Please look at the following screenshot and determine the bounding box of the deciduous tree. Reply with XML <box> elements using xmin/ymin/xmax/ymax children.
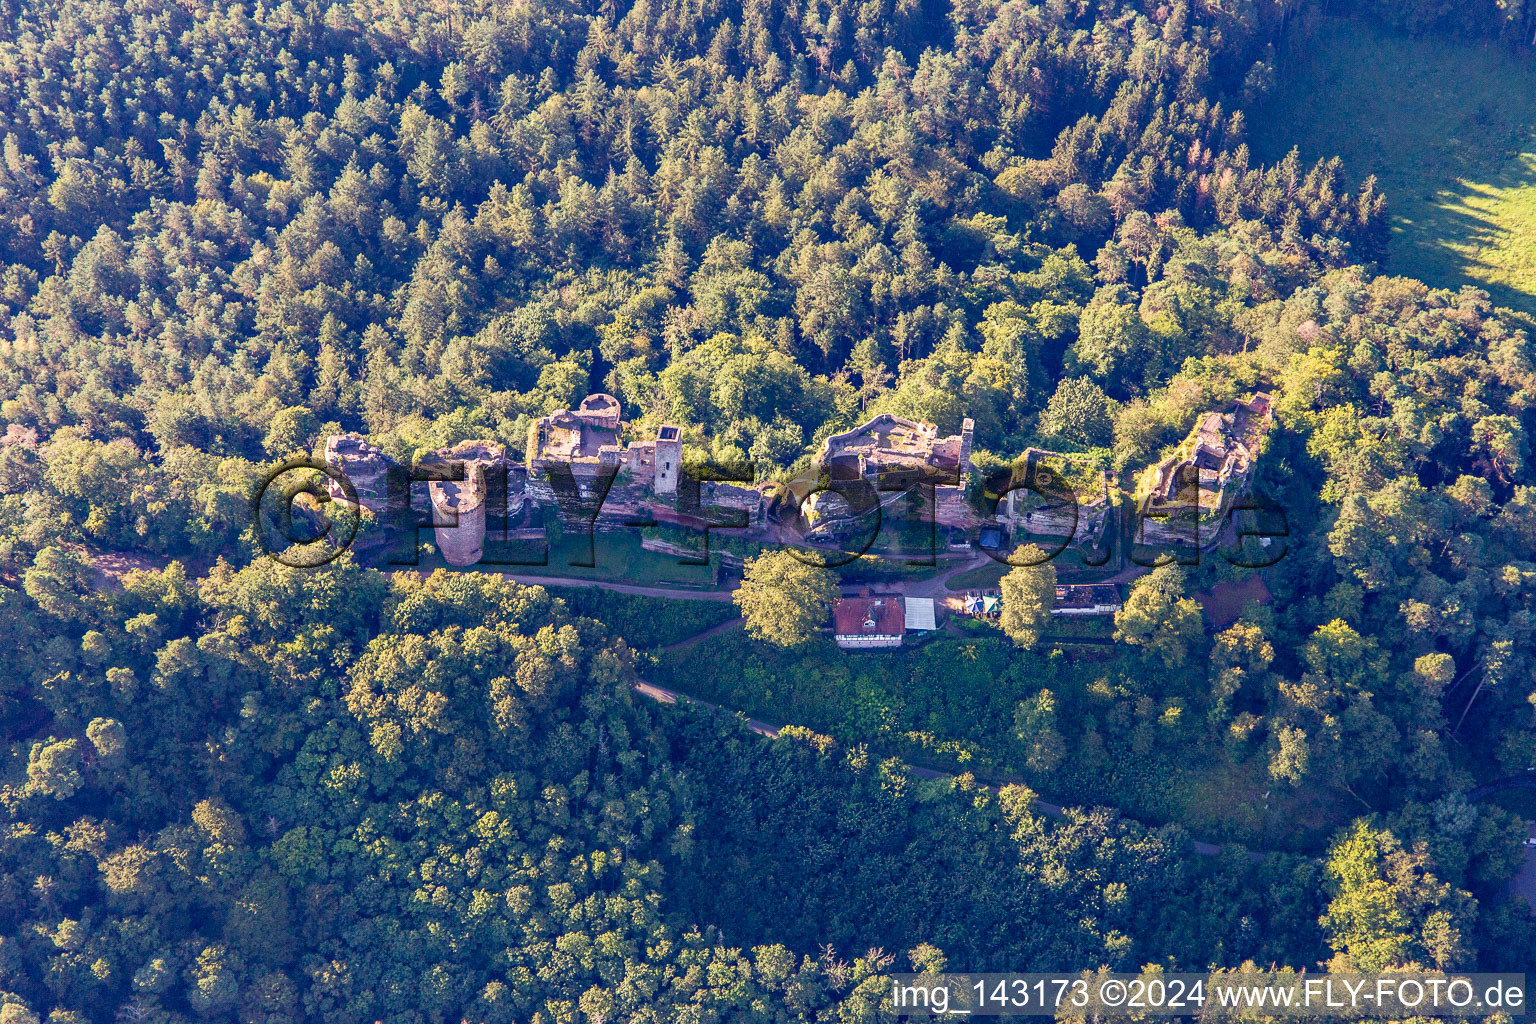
<box><xmin>733</xmin><ymin>550</ymin><xmax>839</xmax><ymax>647</ymax></box>
<box><xmin>999</xmin><ymin>547</ymin><xmax>1056</xmax><ymax>648</ymax></box>
<box><xmin>1114</xmin><ymin>564</ymin><xmax>1203</xmax><ymax>667</ymax></box>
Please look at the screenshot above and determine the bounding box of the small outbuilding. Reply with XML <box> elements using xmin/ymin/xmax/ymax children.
<box><xmin>904</xmin><ymin>597</ymin><xmax>936</xmax><ymax>632</ymax></box>
<box><xmin>1051</xmin><ymin>583</ymin><xmax>1122</xmax><ymax>616</ymax></box>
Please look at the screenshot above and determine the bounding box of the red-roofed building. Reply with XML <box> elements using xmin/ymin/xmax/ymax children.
<box><xmin>833</xmin><ymin>595</ymin><xmax>906</xmax><ymax>649</ymax></box>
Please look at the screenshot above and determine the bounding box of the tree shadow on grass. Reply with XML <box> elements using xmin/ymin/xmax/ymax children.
<box><xmin>1389</xmin><ymin>152</ymin><xmax>1536</xmax><ymax>316</ymax></box>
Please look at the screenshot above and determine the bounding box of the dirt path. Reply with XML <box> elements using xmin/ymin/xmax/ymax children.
<box><xmin>499</xmin><ymin>573</ymin><xmax>739</xmax><ymax>601</ymax></box>
<box><xmin>655</xmin><ymin>617</ymin><xmax>745</xmax><ymax>653</ymax></box>
<box><xmin>903</xmin><ymin>552</ymin><xmax>995</xmax><ymax>597</ymax></box>
<box><xmin>632</xmin><ymin>679</ymin><xmax>781</xmax><ymax>738</ymax></box>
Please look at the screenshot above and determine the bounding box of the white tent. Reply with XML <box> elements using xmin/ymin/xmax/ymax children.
<box><xmin>904</xmin><ymin>597</ymin><xmax>936</xmax><ymax>631</ymax></box>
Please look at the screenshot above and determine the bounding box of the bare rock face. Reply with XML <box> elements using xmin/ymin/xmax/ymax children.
<box><xmin>995</xmin><ymin>449</ymin><xmax>1113</xmax><ymax>549</ymax></box>
<box><xmin>323</xmin><ymin>433</ymin><xmax>397</xmax><ymax>515</ymax></box>
<box><xmin>1137</xmin><ymin>392</ymin><xmax>1275</xmax><ymax>548</ymax></box>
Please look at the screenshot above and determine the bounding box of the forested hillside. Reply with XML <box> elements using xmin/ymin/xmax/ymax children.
<box><xmin>0</xmin><ymin>0</ymin><xmax>1386</xmax><ymax>491</ymax></box>
<box><xmin>0</xmin><ymin>559</ymin><xmax>1339</xmax><ymax>1022</ymax></box>
<box><xmin>2</xmin><ymin>0</ymin><xmax>1536</xmax><ymax>1019</ymax></box>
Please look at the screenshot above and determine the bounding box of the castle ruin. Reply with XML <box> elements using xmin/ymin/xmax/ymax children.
<box><xmin>798</xmin><ymin>414</ymin><xmax>978</xmax><ymax>538</ymax></box>
<box><xmin>818</xmin><ymin>413</ymin><xmax>974</xmax><ymax>485</ymax></box>
<box><xmin>423</xmin><ymin>440</ymin><xmax>519</xmax><ymax>566</ymax></box>
<box><xmin>320</xmin><ymin>391</ymin><xmax>1276</xmax><ymax>566</ymax></box>
<box><xmin>526</xmin><ymin>393</ymin><xmax>682</xmax><ymax>501</ymax></box>
<box><xmin>323</xmin><ymin>433</ymin><xmax>397</xmax><ymax>515</ymax></box>
<box><xmin>1000</xmin><ymin>449</ymin><xmax>1114</xmax><ymax>550</ymax></box>
<box><xmin>1137</xmin><ymin>392</ymin><xmax>1274</xmax><ymax>548</ymax></box>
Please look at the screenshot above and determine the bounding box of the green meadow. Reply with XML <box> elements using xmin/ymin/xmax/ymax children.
<box><xmin>1252</xmin><ymin>17</ymin><xmax>1536</xmax><ymax>313</ymax></box>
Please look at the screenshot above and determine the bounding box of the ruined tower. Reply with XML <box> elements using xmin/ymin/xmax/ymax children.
<box><xmin>426</xmin><ymin>440</ymin><xmax>509</xmax><ymax>567</ymax></box>
<box><xmin>654</xmin><ymin>425</ymin><xmax>682</xmax><ymax>494</ymax></box>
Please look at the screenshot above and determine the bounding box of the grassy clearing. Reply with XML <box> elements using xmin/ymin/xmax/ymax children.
<box><xmin>1251</xmin><ymin>17</ymin><xmax>1536</xmax><ymax>312</ymax></box>
<box><xmin>407</xmin><ymin>530</ymin><xmax>721</xmax><ymax>586</ymax></box>
<box><xmin>945</xmin><ymin>560</ymin><xmax>1008</xmax><ymax>591</ymax></box>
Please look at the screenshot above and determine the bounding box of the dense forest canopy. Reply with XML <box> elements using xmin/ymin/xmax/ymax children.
<box><xmin>2</xmin><ymin>0</ymin><xmax>1536</xmax><ymax>1020</ymax></box>
<box><xmin>0</xmin><ymin>0</ymin><xmax>1388</xmax><ymax>474</ymax></box>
